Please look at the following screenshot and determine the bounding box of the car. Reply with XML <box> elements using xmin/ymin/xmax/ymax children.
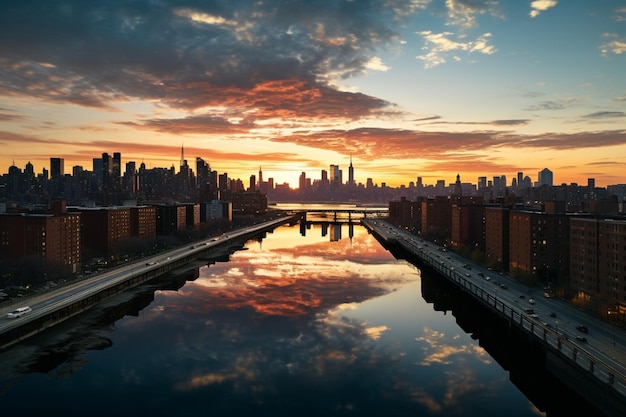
<box><xmin>528</xmin><ymin>298</ymin><xmax>535</xmax><ymax>304</ymax></box>
<box><xmin>576</xmin><ymin>325</ymin><xmax>589</xmax><ymax>333</ymax></box>
<box><xmin>549</xmin><ymin>312</ymin><xmax>557</xmax><ymax>318</ymax></box>
<box><xmin>575</xmin><ymin>336</ymin><xmax>587</xmax><ymax>343</ymax></box>
<box><xmin>500</xmin><ymin>284</ymin><xmax>508</xmax><ymax>289</ymax></box>
<box><xmin>7</xmin><ymin>306</ymin><xmax>32</xmax><ymax>319</ymax></box>
<box><xmin>524</xmin><ymin>308</ymin><xmax>535</xmax><ymax>314</ymax></box>
<box><xmin>519</xmin><ymin>294</ymin><xmax>525</xmax><ymax>299</ymax></box>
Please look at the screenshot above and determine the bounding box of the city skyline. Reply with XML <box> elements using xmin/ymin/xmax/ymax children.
<box><xmin>4</xmin><ymin>149</ymin><xmax>601</xmax><ymax>192</ymax></box>
<box><xmin>1</xmin><ymin>1</ymin><xmax>625</xmax><ymax>188</ymax></box>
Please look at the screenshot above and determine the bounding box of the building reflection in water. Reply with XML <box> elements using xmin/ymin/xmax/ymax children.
<box><xmin>0</xmin><ymin>223</ymin><xmax>606</xmax><ymax>417</ymax></box>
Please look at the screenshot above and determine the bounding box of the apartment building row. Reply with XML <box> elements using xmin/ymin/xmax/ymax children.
<box><xmin>389</xmin><ymin>195</ymin><xmax>626</xmax><ymax>315</ymax></box>
<box><xmin>0</xmin><ymin>199</ymin><xmax>233</xmax><ymax>274</ymax></box>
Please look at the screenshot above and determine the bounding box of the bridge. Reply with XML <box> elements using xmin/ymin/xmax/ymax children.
<box><xmin>273</xmin><ymin>206</ymin><xmax>388</xmax><ymax>223</ymax></box>
<box><xmin>361</xmin><ymin>217</ymin><xmax>626</xmax><ymax>417</ymax></box>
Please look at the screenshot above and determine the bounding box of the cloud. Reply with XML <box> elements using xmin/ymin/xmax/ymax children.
<box><xmin>581</xmin><ymin>111</ymin><xmax>626</xmax><ymax>120</ymax></box>
<box><xmin>427</xmin><ymin>119</ymin><xmax>530</xmax><ymax>126</ymax></box>
<box><xmin>530</xmin><ymin>0</ymin><xmax>558</xmax><ymax>18</ymax></box>
<box><xmin>445</xmin><ymin>0</ymin><xmax>503</xmax><ymax>29</ymax></box>
<box><xmin>0</xmin><ymin>108</ymin><xmax>24</xmax><ymax>122</ymax></box>
<box><xmin>613</xmin><ymin>7</ymin><xmax>626</xmax><ymax>22</ymax></box>
<box><xmin>416</xmin><ymin>31</ymin><xmax>496</xmax><ymax>68</ymax></box>
<box><xmin>491</xmin><ymin>119</ymin><xmax>531</xmax><ymax>126</ymax></box>
<box><xmin>0</xmin><ymin>0</ymin><xmax>414</xmax><ymax>122</ymax></box>
<box><xmin>600</xmin><ymin>33</ymin><xmax>626</xmax><ymax>56</ymax></box>
<box><xmin>524</xmin><ymin>98</ymin><xmax>580</xmax><ymax>111</ymax></box>
<box><xmin>513</xmin><ymin>130</ymin><xmax>626</xmax><ymax>150</ymax></box>
<box><xmin>413</xmin><ymin>115</ymin><xmax>442</xmax><ymax>122</ymax></box>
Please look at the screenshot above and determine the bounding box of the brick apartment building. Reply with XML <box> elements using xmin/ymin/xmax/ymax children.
<box><xmin>570</xmin><ymin>216</ymin><xmax>626</xmax><ymax>315</ymax></box>
<box><xmin>421</xmin><ymin>196</ymin><xmax>452</xmax><ymax>240</ymax></box>
<box><xmin>73</xmin><ymin>206</ymin><xmax>131</xmax><ymax>255</ymax></box>
<box><xmin>484</xmin><ymin>206</ymin><xmax>510</xmax><ymax>271</ymax></box>
<box><xmin>155</xmin><ymin>204</ymin><xmax>187</xmax><ymax>235</ymax></box>
<box><xmin>129</xmin><ymin>205</ymin><xmax>157</xmax><ymax>238</ymax></box>
<box><xmin>508</xmin><ymin>209</ymin><xmax>570</xmax><ymax>284</ymax></box>
<box><xmin>450</xmin><ymin>198</ymin><xmax>485</xmax><ymax>250</ymax></box>
<box><xmin>0</xmin><ymin>203</ymin><xmax>81</xmax><ymax>273</ymax></box>
<box><xmin>388</xmin><ymin>196</ymin><xmax>422</xmax><ymax>233</ymax></box>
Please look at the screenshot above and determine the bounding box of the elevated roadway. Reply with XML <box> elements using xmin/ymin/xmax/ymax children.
<box><xmin>0</xmin><ymin>215</ymin><xmax>297</xmax><ymax>349</ymax></box>
<box><xmin>362</xmin><ymin>217</ymin><xmax>626</xmax><ymax>417</ymax></box>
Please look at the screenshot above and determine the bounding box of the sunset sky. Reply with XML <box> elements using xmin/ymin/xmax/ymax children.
<box><xmin>1</xmin><ymin>0</ymin><xmax>625</xmax><ymax>188</ymax></box>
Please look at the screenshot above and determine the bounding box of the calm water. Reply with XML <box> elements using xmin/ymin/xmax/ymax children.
<box><xmin>0</xmin><ymin>223</ymin><xmax>598</xmax><ymax>416</ymax></box>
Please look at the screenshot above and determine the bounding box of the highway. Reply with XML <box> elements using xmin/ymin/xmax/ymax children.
<box><xmin>362</xmin><ymin>218</ymin><xmax>626</xmax><ymax>394</ymax></box>
<box><xmin>0</xmin><ymin>216</ymin><xmax>293</xmax><ymax>338</ymax></box>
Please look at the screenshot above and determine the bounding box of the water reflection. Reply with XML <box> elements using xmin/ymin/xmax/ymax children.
<box><xmin>0</xmin><ymin>223</ymin><xmax>597</xmax><ymax>416</ymax></box>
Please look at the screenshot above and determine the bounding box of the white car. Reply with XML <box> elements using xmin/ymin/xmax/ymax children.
<box><xmin>6</xmin><ymin>306</ymin><xmax>32</xmax><ymax>318</ymax></box>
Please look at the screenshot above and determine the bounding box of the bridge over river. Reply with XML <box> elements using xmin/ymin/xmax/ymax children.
<box><xmin>362</xmin><ymin>217</ymin><xmax>626</xmax><ymax>417</ymax></box>
<box><xmin>270</xmin><ymin>203</ymin><xmax>388</xmax><ymax>223</ymax></box>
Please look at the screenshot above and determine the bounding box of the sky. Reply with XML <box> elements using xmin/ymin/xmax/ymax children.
<box><xmin>1</xmin><ymin>0</ymin><xmax>625</xmax><ymax>188</ymax></box>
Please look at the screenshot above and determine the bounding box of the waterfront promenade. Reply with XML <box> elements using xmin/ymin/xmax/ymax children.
<box><xmin>362</xmin><ymin>217</ymin><xmax>626</xmax><ymax>417</ymax></box>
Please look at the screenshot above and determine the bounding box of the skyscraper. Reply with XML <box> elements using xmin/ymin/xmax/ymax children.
<box><xmin>538</xmin><ymin>168</ymin><xmax>553</xmax><ymax>187</ymax></box>
<box><xmin>50</xmin><ymin>157</ymin><xmax>64</xmax><ymax>179</ymax></box>
<box><xmin>348</xmin><ymin>155</ymin><xmax>354</xmax><ymax>186</ymax></box>
<box><xmin>330</xmin><ymin>164</ymin><xmax>341</xmax><ymax>186</ymax></box>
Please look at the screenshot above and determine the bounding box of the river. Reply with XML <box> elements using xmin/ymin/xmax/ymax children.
<box><xmin>0</xmin><ymin>222</ymin><xmax>603</xmax><ymax>416</ymax></box>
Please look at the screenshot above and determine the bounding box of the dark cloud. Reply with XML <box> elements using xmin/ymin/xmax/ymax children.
<box><xmin>0</xmin><ymin>0</ymin><xmax>411</xmax><ymax>119</ymax></box>
<box><xmin>271</xmin><ymin>128</ymin><xmax>511</xmax><ymax>161</ymax></box>
<box><xmin>491</xmin><ymin>119</ymin><xmax>530</xmax><ymax>126</ymax></box>
<box><xmin>413</xmin><ymin>115</ymin><xmax>442</xmax><ymax>122</ymax></box>
<box><xmin>581</xmin><ymin>111</ymin><xmax>626</xmax><ymax>119</ymax></box>
<box><xmin>0</xmin><ymin>108</ymin><xmax>24</xmax><ymax>122</ymax></box>
<box><xmin>515</xmin><ymin>130</ymin><xmax>626</xmax><ymax>150</ymax></box>
<box><xmin>427</xmin><ymin>119</ymin><xmax>530</xmax><ymax>126</ymax></box>
<box><xmin>524</xmin><ymin>100</ymin><xmax>568</xmax><ymax>111</ymax></box>
<box><xmin>122</xmin><ymin>114</ymin><xmax>256</xmax><ymax>135</ymax></box>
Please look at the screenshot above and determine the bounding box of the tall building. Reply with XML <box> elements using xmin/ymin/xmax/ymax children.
<box><xmin>196</xmin><ymin>157</ymin><xmax>210</xmax><ymax>189</ymax></box>
<box><xmin>112</xmin><ymin>152</ymin><xmax>122</xmax><ymax>183</ymax></box>
<box><xmin>123</xmin><ymin>161</ymin><xmax>138</xmax><ymax>194</ymax></box>
<box><xmin>92</xmin><ymin>158</ymin><xmax>103</xmax><ymax>184</ymax></box>
<box><xmin>453</xmin><ymin>174</ymin><xmax>462</xmax><ymax>197</ymax></box>
<box><xmin>320</xmin><ymin>170</ymin><xmax>329</xmax><ymax>185</ymax></box>
<box><xmin>24</xmin><ymin>161</ymin><xmax>34</xmax><ymax>178</ymax></box>
<box><xmin>249</xmin><ymin>175</ymin><xmax>256</xmax><ymax>191</ymax></box>
<box><xmin>50</xmin><ymin>157</ymin><xmax>65</xmax><ymax>179</ymax></box>
<box><xmin>330</xmin><ymin>164</ymin><xmax>341</xmax><ymax>186</ymax></box>
<box><xmin>299</xmin><ymin>172</ymin><xmax>308</xmax><ymax>190</ymax></box>
<box><xmin>348</xmin><ymin>156</ymin><xmax>355</xmax><ymax>186</ymax></box>
<box><xmin>102</xmin><ymin>152</ymin><xmax>111</xmax><ymax>189</ymax></box>
<box><xmin>538</xmin><ymin>168</ymin><xmax>553</xmax><ymax>187</ymax></box>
